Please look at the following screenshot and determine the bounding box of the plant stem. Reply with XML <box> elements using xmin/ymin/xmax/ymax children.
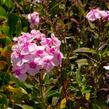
<box><xmin>39</xmin><ymin>72</ymin><xmax>47</xmax><ymax>109</ymax></box>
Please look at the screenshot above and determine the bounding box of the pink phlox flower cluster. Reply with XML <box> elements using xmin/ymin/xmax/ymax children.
<box><xmin>11</xmin><ymin>30</ymin><xmax>63</xmax><ymax>81</ymax></box>
<box><xmin>86</xmin><ymin>8</ymin><xmax>109</xmax><ymax>22</ymax></box>
<box><xmin>28</xmin><ymin>12</ymin><xmax>40</xmax><ymax>28</ymax></box>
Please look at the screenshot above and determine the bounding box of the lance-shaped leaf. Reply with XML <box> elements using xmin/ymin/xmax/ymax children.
<box><xmin>0</xmin><ymin>6</ymin><xmax>7</xmax><ymax>21</ymax></box>
<box><xmin>73</xmin><ymin>47</ymin><xmax>96</xmax><ymax>54</ymax></box>
<box><xmin>76</xmin><ymin>58</ymin><xmax>88</xmax><ymax>67</ymax></box>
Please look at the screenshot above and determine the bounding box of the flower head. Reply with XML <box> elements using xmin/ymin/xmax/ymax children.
<box><xmin>103</xmin><ymin>66</ymin><xmax>109</xmax><ymax>70</ymax></box>
<box><xmin>11</xmin><ymin>30</ymin><xmax>63</xmax><ymax>81</ymax></box>
<box><xmin>28</xmin><ymin>12</ymin><xmax>40</xmax><ymax>28</ymax></box>
<box><xmin>86</xmin><ymin>8</ymin><xmax>109</xmax><ymax>22</ymax></box>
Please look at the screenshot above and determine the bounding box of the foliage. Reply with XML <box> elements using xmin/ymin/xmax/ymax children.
<box><xmin>0</xmin><ymin>0</ymin><xmax>109</xmax><ymax>109</ymax></box>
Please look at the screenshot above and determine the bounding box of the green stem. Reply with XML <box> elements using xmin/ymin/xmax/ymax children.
<box><xmin>39</xmin><ymin>73</ymin><xmax>47</xmax><ymax>109</ymax></box>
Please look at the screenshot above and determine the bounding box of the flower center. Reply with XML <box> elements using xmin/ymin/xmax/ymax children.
<box><xmin>29</xmin><ymin>62</ymin><xmax>36</xmax><ymax>69</ymax></box>
<box><xmin>15</xmin><ymin>69</ymin><xmax>21</xmax><ymax>75</ymax></box>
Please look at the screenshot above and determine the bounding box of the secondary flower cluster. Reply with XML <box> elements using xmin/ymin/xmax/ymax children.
<box><xmin>28</xmin><ymin>12</ymin><xmax>40</xmax><ymax>28</ymax></box>
<box><xmin>86</xmin><ymin>8</ymin><xmax>109</xmax><ymax>22</ymax></box>
<box><xmin>11</xmin><ymin>30</ymin><xmax>63</xmax><ymax>81</ymax></box>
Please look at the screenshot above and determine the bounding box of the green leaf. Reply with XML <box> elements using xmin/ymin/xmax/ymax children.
<box><xmin>8</xmin><ymin>14</ymin><xmax>19</xmax><ymax>35</ymax></box>
<box><xmin>73</xmin><ymin>47</ymin><xmax>96</xmax><ymax>54</ymax></box>
<box><xmin>92</xmin><ymin>100</ymin><xmax>108</xmax><ymax>109</ymax></box>
<box><xmin>15</xmin><ymin>20</ymin><xmax>22</xmax><ymax>35</ymax></box>
<box><xmin>47</xmin><ymin>90</ymin><xmax>60</xmax><ymax>98</ymax></box>
<box><xmin>15</xmin><ymin>104</ymin><xmax>34</xmax><ymax>109</ymax></box>
<box><xmin>0</xmin><ymin>6</ymin><xmax>7</xmax><ymax>20</ymax></box>
<box><xmin>92</xmin><ymin>103</ymin><xmax>101</xmax><ymax>109</ymax></box>
<box><xmin>23</xmin><ymin>82</ymin><xmax>33</xmax><ymax>90</ymax></box>
<box><xmin>76</xmin><ymin>69</ymin><xmax>82</xmax><ymax>84</ymax></box>
<box><xmin>59</xmin><ymin>4</ymin><xmax>65</xmax><ymax>10</ymax></box>
<box><xmin>2</xmin><ymin>0</ymin><xmax>6</xmax><ymax>3</ymax></box>
<box><xmin>44</xmin><ymin>74</ymin><xmax>50</xmax><ymax>84</ymax></box>
<box><xmin>49</xmin><ymin>0</ymin><xmax>59</xmax><ymax>17</ymax></box>
<box><xmin>0</xmin><ymin>94</ymin><xmax>8</xmax><ymax>105</ymax></box>
<box><xmin>52</xmin><ymin>97</ymin><xmax>58</xmax><ymax>106</ymax></box>
<box><xmin>0</xmin><ymin>25</ymin><xmax>9</xmax><ymax>35</ymax></box>
<box><xmin>0</xmin><ymin>72</ymin><xmax>10</xmax><ymax>85</ymax></box>
<box><xmin>88</xmin><ymin>21</ymin><xmax>96</xmax><ymax>29</ymax></box>
<box><xmin>21</xmin><ymin>105</ymin><xmax>34</xmax><ymax>109</ymax></box>
<box><xmin>1</xmin><ymin>0</ymin><xmax>14</xmax><ymax>10</ymax></box>
<box><xmin>0</xmin><ymin>37</ymin><xmax>11</xmax><ymax>45</ymax></box>
<box><xmin>0</xmin><ymin>61</ymin><xmax>7</xmax><ymax>70</ymax></box>
<box><xmin>76</xmin><ymin>59</ymin><xmax>88</xmax><ymax>67</ymax></box>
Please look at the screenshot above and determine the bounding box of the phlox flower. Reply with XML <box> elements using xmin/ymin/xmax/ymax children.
<box><xmin>26</xmin><ymin>58</ymin><xmax>41</xmax><ymax>76</ymax></box>
<box><xmin>28</xmin><ymin>12</ymin><xmax>40</xmax><ymax>28</ymax></box>
<box><xmin>11</xmin><ymin>30</ymin><xmax>63</xmax><ymax>81</ymax></box>
<box><xmin>13</xmin><ymin>65</ymin><xmax>28</xmax><ymax>81</ymax></box>
<box><xmin>20</xmin><ymin>42</ymin><xmax>37</xmax><ymax>55</ymax></box>
<box><xmin>86</xmin><ymin>8</ymin><xmax>102</xmax><ymax>21</ymax></box>
<box><xmin>86</xmin><ymin>8</ymin><xmax>109</xmax><ymax>21</ymax></box>
<box><xmin>52</xmin><ymin>51</ymin><xmax>63</xmax><ymax>66</ymax></box>
<box><xmin>30</xmin><ymin>30</ymin><xmax>46</xmax><ymax>42</ymax></box>
<box><xmin>103</xmin><ymin>66</ymin><xmax>109</xmax><ymax>70</ymax></box>
<box><xmin>11</xmin><ymin>52</ymin><xmax>27</xmax><ymax>67</ymax></box>
<box><xmin>40</xmin><ymin>55</ymin><xmax>55</xmax><ymax>72</ymax></box>
<box><xmin>34</xmin><ymin>46</ymin><xmax>45</xmax><ymax>57</ymax></box>
<box><xmin>51</xmin><ymin>33</ymin><xmax>61</xmax><ymax>49</ymax></box>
